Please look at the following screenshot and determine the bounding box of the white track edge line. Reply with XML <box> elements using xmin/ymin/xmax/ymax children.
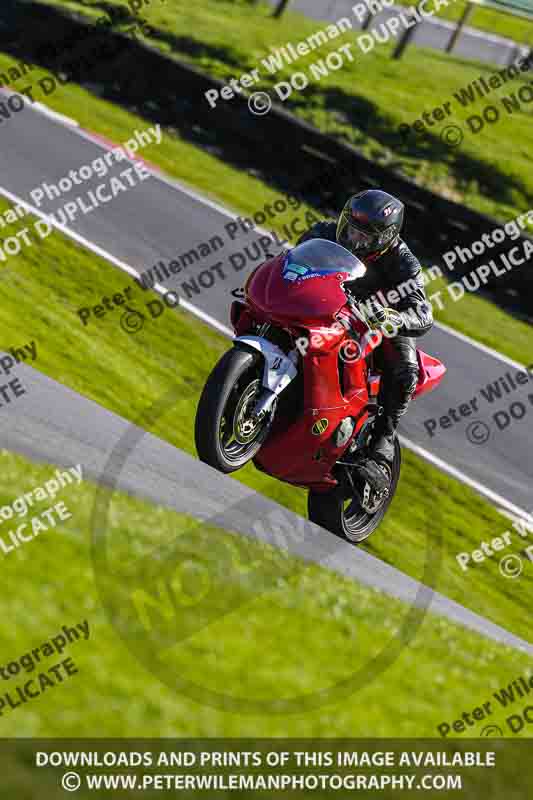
<box><xmin>433</xmin><ymin>320</ymin><xmax>526</xmax><ymax>370</ymax></box>
<box><xmin>0</xmin><ymin>184</ymin><xmax>233</xmax><ymax>339</ymax></box>
<box><xmin>399</xmin><ymin>434</ymin><xmax>533</xmax><ymax>524</ymax></box>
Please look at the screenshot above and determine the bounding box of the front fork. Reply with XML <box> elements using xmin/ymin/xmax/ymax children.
<box><xmin>233</xmin><ymin>334</ymin><xmax>299</xmax><ymax>421</ymax></box>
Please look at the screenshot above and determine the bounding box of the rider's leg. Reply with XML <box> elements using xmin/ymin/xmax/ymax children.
<box><xmin>370</xmin><ymin>335</ymin><xmax>419</xmax><ymax>465</ymax></box>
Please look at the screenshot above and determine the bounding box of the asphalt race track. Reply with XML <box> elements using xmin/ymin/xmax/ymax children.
<box><xmin>1</xmin><ymin>99</ymin><xmax>532</xmax><ymax>523</ymax></box>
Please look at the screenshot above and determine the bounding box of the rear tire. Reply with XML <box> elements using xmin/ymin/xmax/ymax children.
<box><xmin>195</xmin><ymin>347</ymin><xmax>272</xmax><ymax>473</ymax></box>
<box><xmin>308</xmin><ymin>438</ymin><xmax>401</xmax><ymax>543</ymax></box>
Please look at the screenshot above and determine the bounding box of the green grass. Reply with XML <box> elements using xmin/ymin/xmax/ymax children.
<box><xmin>0</xmin><ymin>448</ymin><xmax>532</xmax><ymax>745</ymax></box>
<box><xmin>46</xmin><ymin>0</ymin><xmax>533</xmax><ymax>44</ymax></box>
<box><xmin>27</xmin><ymin>0</ymin><xmax>533</xmax><ymax>224</ymax></box>
<box><xmin>0</xmin><ymin>195</ymin><xmax>531</xmax><ymax>742</ymax></box>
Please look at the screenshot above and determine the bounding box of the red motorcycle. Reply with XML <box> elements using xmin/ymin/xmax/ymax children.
<box><xmin>195</xmin><ymin>239</ymin><xmax>445</xmax><ymax>542</ymax></box>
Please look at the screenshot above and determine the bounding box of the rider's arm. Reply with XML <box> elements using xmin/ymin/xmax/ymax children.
<box><xmin>393</xmin><ymin>248</ymin><xmax>433</xmax><ymax>337</ymax></box>
<box><xmin>295</xmin><ymin>220</ymin><xmax>337</xmax><ymax>245</ymax></box>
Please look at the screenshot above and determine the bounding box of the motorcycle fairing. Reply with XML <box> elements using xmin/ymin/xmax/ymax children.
<box><xmin>254</xmin><ymin>335</ymin><xmax>371</xmax><ymax>489</ymax></box>
<box><xmin>413</xmin><ymin>350</ymin><xmax>447</xmax><ymax>399</ymax></box>
<box><xmin>245</xmin><ymin>240</ymin><xmax>367</xmax><ymax>326</ymax></box>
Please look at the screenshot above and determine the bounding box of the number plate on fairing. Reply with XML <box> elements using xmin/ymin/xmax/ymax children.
<box><xmin>234</xmin><ymin>335</ymin><xmax>297</xmax><ymax>396</ymax></box>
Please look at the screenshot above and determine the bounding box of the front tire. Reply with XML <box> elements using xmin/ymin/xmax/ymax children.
<box><xmin>308</xmin><ymin>438</ymin><xmax>401</xmax><ymax>543</ymax></box>
<box><xmin>195</xmin><ymin>347</ymin><xmax>272</xmax><ymax>473</ymax></box>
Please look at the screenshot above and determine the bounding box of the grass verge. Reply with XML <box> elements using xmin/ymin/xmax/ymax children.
<box><xmin>0</xmin><ymin>447</ymin><xmax>531</xmax><ymax>742</ymax></box>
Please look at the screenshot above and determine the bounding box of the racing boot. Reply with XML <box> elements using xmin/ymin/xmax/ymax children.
<box><xmin>368</xmin><ymin>414</ymin><xmax>396</xmax><ymax>469</ymax></box>
<box><xmin>349</xmin><ymin>412</ymin><xmax>395</xmax><ymax>496</ymax></box>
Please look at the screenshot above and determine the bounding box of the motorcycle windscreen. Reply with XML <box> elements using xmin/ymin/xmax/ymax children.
<box><xmin>247</xmin><ymin>239</ymin><xmax>367</xmax><ymax>323</ymax></box>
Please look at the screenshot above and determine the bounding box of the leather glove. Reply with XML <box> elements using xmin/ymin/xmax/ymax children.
<box><xmin>365</xmin><ymin>305</ymin><xmax>404</xmax><ymax>333</ymax></box>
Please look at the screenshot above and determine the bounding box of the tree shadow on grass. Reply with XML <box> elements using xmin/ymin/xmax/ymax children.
<box><xmin>76</xmin><ymin>0</ymin><xmax>133</xmax><ymax>23</ymax></box>
<box><xmin>71</xmin><ymin>0</ymin><xmax>251</xmax><ymax>70</ymax></box>
<box><xmin>283</xmin><ymin>83</ymin><xmax>533</xmax><ymax>213</ymax></box>
<box><xmin>20</xmin><ymin>3</ymin><xmax>530</xmax><ymax>214</ymax></box>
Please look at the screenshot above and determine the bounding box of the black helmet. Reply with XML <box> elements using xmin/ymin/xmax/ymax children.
<box><xmin>336</xmin><ymin>190</ymin><xmax>404</xmax><ymax>259</ymax></box>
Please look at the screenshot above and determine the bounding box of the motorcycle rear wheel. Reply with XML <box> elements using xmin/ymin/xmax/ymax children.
<box><xmin>307</xmin><ymin>438</ymin><xmax>401</xmax><ymax>543</ymax></box>
<box><xmin>195</xmin><ymin>347</ymin><xmax>272</xmax><ymax>473</ymax></box>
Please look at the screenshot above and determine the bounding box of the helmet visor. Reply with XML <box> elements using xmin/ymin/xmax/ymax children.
<box><xmin>337</xmin><ymin>213</ymin><xmax>378</xmax><ymax>256</ymax></box>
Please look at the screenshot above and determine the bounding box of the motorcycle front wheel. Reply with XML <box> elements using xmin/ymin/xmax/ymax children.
<box><xmin>307</xmin><ymin>438</ymin><xmax>401</xmax><ymax>543</ymax></box>
<box><xmin>195</xmin><ymin>347</ymin><xmax>273</xmax><ymax>473</ymax></box>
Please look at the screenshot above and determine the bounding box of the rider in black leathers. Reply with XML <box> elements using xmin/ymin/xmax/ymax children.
<box><xmin>296</xmin><ymin>189</ymin><xmax>433</xmax><ymax>477</ymax></box>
